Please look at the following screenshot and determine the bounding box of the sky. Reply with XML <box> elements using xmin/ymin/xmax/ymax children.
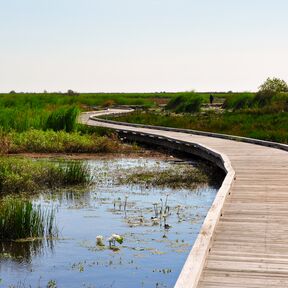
<box><xmin>0</xmin><ymin>0</ymin><xmax>288</xmax><ymax>92</ymax></box>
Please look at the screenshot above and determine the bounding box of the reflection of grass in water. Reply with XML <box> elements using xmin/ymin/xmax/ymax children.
<box><xmin>0</xmin><ymin>237</ymin><xmax>55</xmax><ymax>263</ymax></box>
<box><xmin>0</xmin><ymin>197</ymin><xmax>57</xmax><ymax>240</ymax></box>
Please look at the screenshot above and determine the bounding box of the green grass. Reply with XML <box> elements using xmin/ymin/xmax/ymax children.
<box><xmin>0</xmin><ymin>196</ymin><xmax>57</xmax><ymax>240</ymax></box>
<box><xmin>0</xmin><ymin>106</ymin><xmax>79</xmax><ymax>133</ymax></box>
<box><xmin>223</xmin><ymin>91</ymin><xmax>288</xmax><ymax>112</ymax></box>
<box><xmin>45</xmin><ymin>106</ymin><xmax>79</xmax><ymax>132</ymax></box>
<box><xmin>106</xmin><ymin>109</ymin><xmax>288</xmax><ymax>144</ymax></box>
<box><xmin>60</xmin><ymin>160</ymin><xmax>92</xmax><ymax>185</ymax></box>
<box><xmin>0</xmin><ymin>157</ymin><xmax>91</xmax><ymax>194</ymax></box>
<box><xmin>0</xmin><ymin>92</ymin><xmax>171</xmax><ymax>110</ymax></box>
<box><xmin>0</xmin><ymin>91</ymin><xmax>286</xmax><ymax>149</ymax></box>
<box><xmin>0</xmin><ymin>129</ymin><xmax>137</xmax><ymax>154</ymax></box>
<box><xmin>0</xmin><ymin>91</ymin><xmax>250</xmax><ymax>133</ymax></box>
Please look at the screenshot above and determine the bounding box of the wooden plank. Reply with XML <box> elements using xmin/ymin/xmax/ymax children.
<box><xmin>79</xmin><ymin>110</ymin><xmax>288</xmax><ymax>288</ymax></box>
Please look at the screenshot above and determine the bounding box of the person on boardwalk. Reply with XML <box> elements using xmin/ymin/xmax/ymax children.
<box><xmin>209</xmin><ymin>94</ymin><xmax>214</xmax><ymax>105</ymax></box>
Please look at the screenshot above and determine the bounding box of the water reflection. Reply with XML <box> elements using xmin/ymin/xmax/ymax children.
<box><xmin>0</xmin><ymin>238</ymin><xmax>55</xmax><ymax>264</ymax></box>
<box><xmin>1</xmin><ymin>157</ymin><xmax>222</xmax><ymax>288</ymax></box>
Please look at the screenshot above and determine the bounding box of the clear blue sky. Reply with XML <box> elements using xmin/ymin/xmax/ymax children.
<box><xmin>0</xmin><ymin>0</ymin><xmax>287</xmax><ymax>92</ymax></box>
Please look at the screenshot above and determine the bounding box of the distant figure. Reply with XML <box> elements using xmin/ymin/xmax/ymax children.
<box><xmin>209</xmin><ymin>94</ymin><xmax>214</xmax><ymax>105</ymax></box>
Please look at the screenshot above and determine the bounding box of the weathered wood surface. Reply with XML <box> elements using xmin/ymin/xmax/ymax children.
<box><xmin>80</xmin><ymin>110</ymin><xmax>288</xmax><ymax>288</ymax></box>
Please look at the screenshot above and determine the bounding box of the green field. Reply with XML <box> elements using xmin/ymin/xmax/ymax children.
<box><xmin>103</xmin><ymin>91</ymin><xmax>288</xmax><ymax>144</ymax></box>
<box><xmin>1</xmin><ymin>91</ymin><xmax>287</xmax><ymax>145</ymax></box>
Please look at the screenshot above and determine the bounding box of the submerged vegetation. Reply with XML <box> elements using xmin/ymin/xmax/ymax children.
<box><xmin>0</xmin><ymin>197</ymin><xmax>57</xmax><ymax>240</ymax></box>
<box><xmin>119</xmin><ymin>165</ymin><xmax>210</xmax><ymax>189</ymax></box>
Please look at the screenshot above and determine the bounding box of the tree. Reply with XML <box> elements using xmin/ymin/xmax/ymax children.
<box><xmin>258</xmin><ymin>77</ymin><xmax>288</xmax><ymax>93</ymax></box>
<box><xmin>67</xmin><ymin>89</ymin><xmax>79</xmax><ymax>96</ymax></box>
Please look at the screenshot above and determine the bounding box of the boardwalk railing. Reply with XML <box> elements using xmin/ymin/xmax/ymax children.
<box><xmin>90</xmin><ymin>112</ymin><xmax>288</xmax><ymax>152</ymax></box>
<box><xmin>80</xmin><ymin>110</ymin><xmax>288</xmax><ymax>288</ymax></box>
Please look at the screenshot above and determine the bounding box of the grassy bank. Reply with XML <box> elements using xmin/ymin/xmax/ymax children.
<box><xmin>0</xmin><ymin>96</ymin><xmax>140</xmax><ymax>155</ymax></box>
<box><xmin>0</xmin><ymin>157</ymin><xmax>91</xmax><ymax>194</ymax></box>
<box><xmin>107</xmin><ymin>110</ymin><xmax>288</xmax><ymax>144</ymax></box>
<box><xmin>103</xmin><ymin>91</ymin><xmax>288</xmax><ymax>144</ymax></box>
<box><xmin>1</xmin><ymin>91</ymin><xmax>286</xmax><ymax>147</ymax></box>
<box><xmin>0</xmin><ymin>129</ymin><xmax>130</xmax><ymax>154</ymax></box>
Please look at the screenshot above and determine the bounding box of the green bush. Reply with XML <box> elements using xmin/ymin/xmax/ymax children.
<box><xmin>222</xmin><ymin>93</ymin><xmax>254</xmax><ymax>110</ymax></box>
<box><xmin>166</xmin><ymin>93</ymin><xmax>203</xmax><ymax>113</ymax></box>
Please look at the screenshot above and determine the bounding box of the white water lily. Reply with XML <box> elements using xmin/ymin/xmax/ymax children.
<box><xmin>112</xmin><ymin>234</ymin><xmax>123</xmax><ymax>244</ymax></box>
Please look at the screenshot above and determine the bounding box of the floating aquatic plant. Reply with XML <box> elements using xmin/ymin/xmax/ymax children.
<box><xmin>108</xmin><ymin>234</ymin><xmax>124</xmax><ymax>249</ymax></box>
<box><xmin>96</xmin><ymin>235</ymin><xmax>104</xmax><ymax>246</ymax></box>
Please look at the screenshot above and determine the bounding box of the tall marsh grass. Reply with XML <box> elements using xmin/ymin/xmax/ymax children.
<box><xmin>0</xmin><ymin>157</ymin><xmax>91</xmax><ymax>194</ymax></box>
<box><xmin>0</xmin><ymin>129</ymin><xmax>122</xmax><ymax>154</ymax></box>
<box><xmin>0</xmin><ymin>106</ymin><xmax>78</xmax><ymax>133</ymax></box>
<box><xmin>0</xmin><ymin>108</ymin><xmax>48</xmax><ymax>132</ymax></box>
<box><xmin>0</xmin><ymin>197</ymin><xmax>57</xmax><ymax>240</ymax></box>
<box><xmin>223</xmin><ymin>91</ymin><xmax>288</xmax><ymax>112</ymax></box>
<box><xmin>60</xmin><ymin>160</ymin><xmax>92</xmax><ymax>185</ymax></box>
<box><xmin>45</xmin><ymin>106</ymin><xmax>79</xmax><ymax>132</ymax></box>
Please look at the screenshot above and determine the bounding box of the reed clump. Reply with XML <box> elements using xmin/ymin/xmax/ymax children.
<box><xmin>45</xmin><ymin>106</ymin><xmax>79</xmax><ymax>132</ymax></box>
<box><xmin>166</xmin><ymin>93</ymin><xmax>203</xmax><ymax>113</ymax></box>
<box><xmin>0</xmin><ymin>196</ymin><xmax>57</xmax><ymax>240</ymax></box>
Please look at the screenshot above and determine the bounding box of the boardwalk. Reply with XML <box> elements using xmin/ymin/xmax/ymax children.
<box><xmin>80</xmin><ymin>110</ymin><xmax>288</xmax><ymax>288</ymax></box>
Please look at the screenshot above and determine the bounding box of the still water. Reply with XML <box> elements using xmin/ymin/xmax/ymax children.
<box><xmin>0</xmin><ymin>157</ymin><xmax>220</xmax><ymax>288</ymax></box>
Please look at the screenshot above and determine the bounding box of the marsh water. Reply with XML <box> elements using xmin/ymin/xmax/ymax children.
<box><xmin>0</xmin><ymin>157</ymin><xmax>220</xmax><ymax>288</ymax></box>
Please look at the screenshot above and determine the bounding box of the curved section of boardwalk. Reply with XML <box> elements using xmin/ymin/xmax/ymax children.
<box><xmin>80</xmin><ymin>110</ymin><xmax>288</xmax><ymax>288</ymax></box>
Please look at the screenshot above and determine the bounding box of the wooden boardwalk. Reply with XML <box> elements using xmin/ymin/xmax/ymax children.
<box><xmin>80</xmin><ymin>110</ymin><xmax>288</xmax><ymax>288</ymax></box>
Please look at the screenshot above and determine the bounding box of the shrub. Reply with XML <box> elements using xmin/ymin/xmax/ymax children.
<box><xmin>253</xmin><ymin>90</ymin><xmax>276</xmax><ymax>108</ymax></box>
<box><xmin>102</xmin><ymin>99</ymin><xmax>116</xmax><ymax>107</ymax></box>
<box><xmin>222</xmin><ymin>93</ymin><xmax>254</xmax><ymax>110</ymax></box>
<box><xmin>166</xmin><ymin>93</ymin><xmax>203</xmax><ymax>113</ymax></box>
